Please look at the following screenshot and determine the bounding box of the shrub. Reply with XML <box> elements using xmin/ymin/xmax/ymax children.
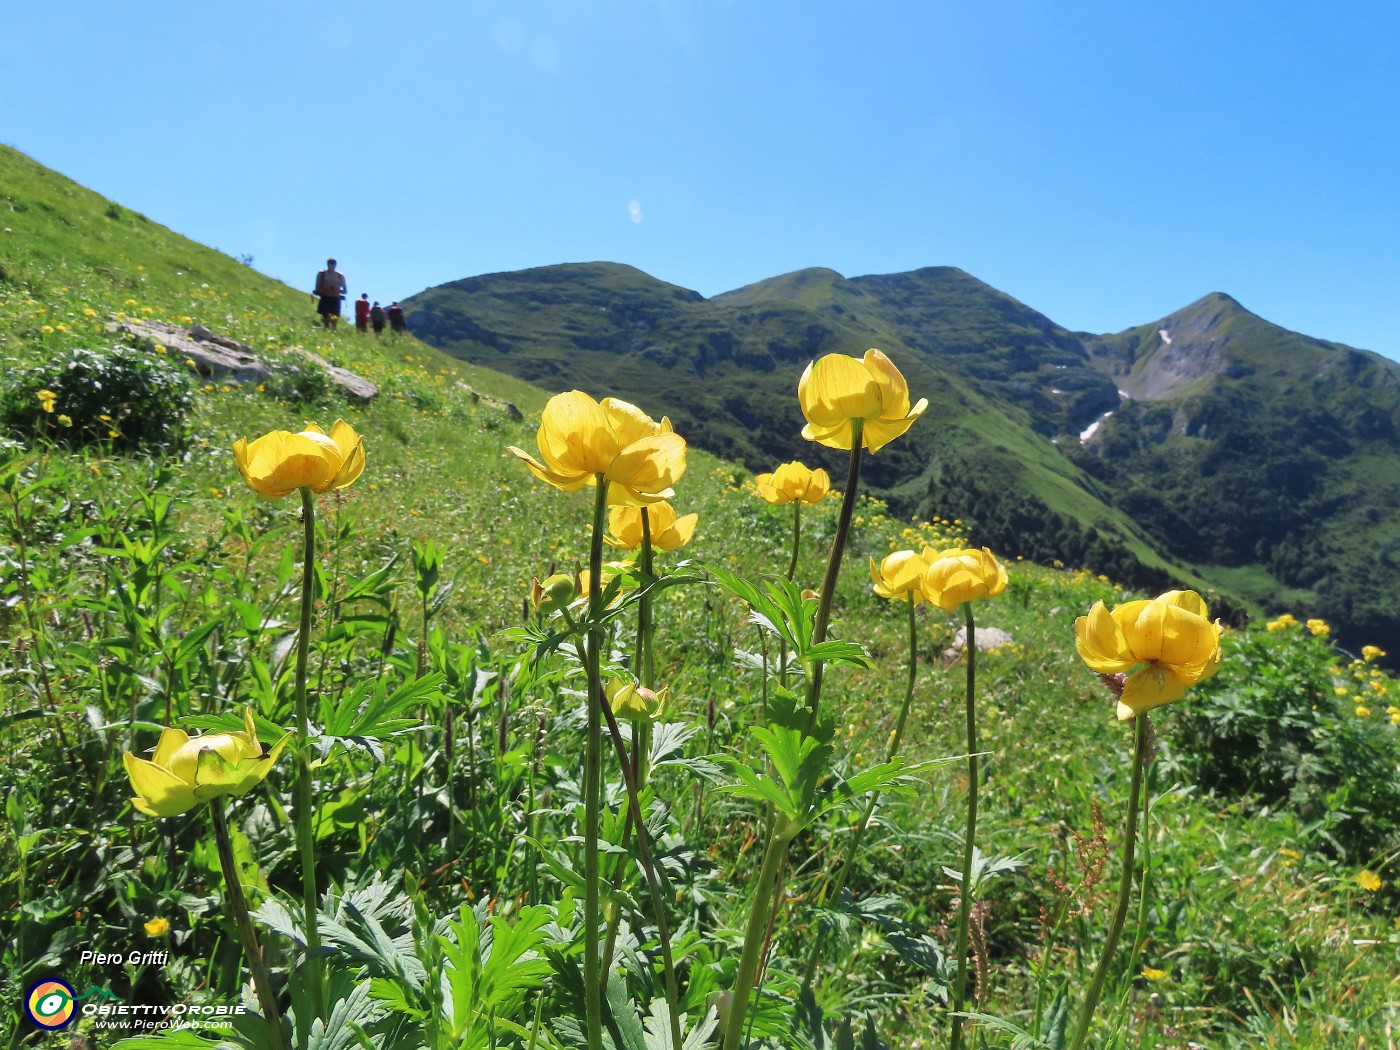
<box><xmin>0</xmin><ymin>344</ymin><xmax>196</xmax><ymax>451</ymax></box>
<box><xmin>1165</xmin><ymin>627</ymin><xmax>1400</xmax><ymax>862</ymax></box>
<box><xmin>265</xmin><ymin>356</ymin><xmax>334</xmax><ymax>404</ymax></box>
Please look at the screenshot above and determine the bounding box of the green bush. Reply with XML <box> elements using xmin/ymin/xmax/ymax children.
<box><xmin>0</xmin><ymin>344</ymin><xmax>196</xmax><ymax>450</ymax></box>
<box><xmin>265</xmin><ymin>356</ymin><xmax>334</xmax><ymax>404</ymax></box>
<box><xmin>1165</xmin><ymin>626</ymin><xmax>1400</xmax><ymax>863</ymax></box>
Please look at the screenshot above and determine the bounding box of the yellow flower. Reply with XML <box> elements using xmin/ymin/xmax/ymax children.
<box><xmin>1355</xmin><ymin>705</ymin><xmax>1371</xmax><ymax>718</ymax></box>
<box><xmin>233</xmin><ymin>420</ymin><xmax>365</xmax><ymax>499</ymax></box>
<box><xmin>82</xmin><ymin>307</ymin><xmax>97</xmax><ymax>317</ymax></box>
<box><xmin>143</xmin><ymin>917</ymin><xmax>171</xmax><ymax>937</ymax></box>
<box><xmin>1362</xmin><ymin>645</ymin><xmax>1387</xmax><ymax>662</ymax></box>
<box><xmin>123</xmin><ymin>709</ymin><xmax>290</xmax><ymax>818</ymax></box>
<box><xmin>920</xmin><ymin>547</ymin><xmax>1008</xmax><ymax>612</ymax></box>
<box><xmin>40</xmin><ymin>324</ymin><xmax>54</xmax><ymax>334</ymax></box>
<box><xmin>506</xmin><ymin>391</ymin><xmax>687</xmax><ymax>506</ymax></box>
<box><xmin>754</xmin><ymin>461</ymin><xmax>830</xmax><ymax>505</ymax></box>
<box><xmin>36</xmin><ymin>389</ymin><xmax>57</xmax><ymax>413</ymax></box>
<box><xmin>797</xmin><ymin>348</ymin><xmax>927</xmax><ymax>453</ymax></box>
<box><xmin>1306</xmin><ymin>618</ymin><xmax>1330</xmax><ymax>637</ymax></box>
<box><xmin>605</xmin><ymin>501</ymin><xmax>697</xmax><ymax>551</ymax></box>
<box><xmin>1266</xmin><ymin>613</ymin><xmax>1297</xmax><ymax>631</ymax></box>
<box><xmin>1140</xmin><ymin>967</ymin><xmax>1168</xmax><ymax>982</ymax></box>
<box><xmin>57</xmin><ymin>414</ymin><xmax>73</xmax><ymax>428</ymax></box>
<box><xmin>1356</xmin><ymin>870</ymin><xmax>1383</xmax><ymax>892</ymax></box>
<box><xmin>1076</xmin><ymin>590</ymin><xmax>1223</xmax><ymax>720</ymax></box>
<box><xmin>869</xmin><ymin>550</ymin><xmax>928</xmax><ymax>602</ymax></box>
<box><xmin>605</xmin><ymin>678</ymin><xmax>668</xmax><ymax>720</ymax></box>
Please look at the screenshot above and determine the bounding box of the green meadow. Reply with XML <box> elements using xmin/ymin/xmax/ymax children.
<box><xmin>1</xmin><ymin>144</ymin><xmax>1397</xmax><ymax>1049</ymax></box>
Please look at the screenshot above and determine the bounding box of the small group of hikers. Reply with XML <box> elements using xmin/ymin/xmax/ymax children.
<box><xmin>312</xmin><ymin>258</ymin><xmax>405</xmax><ymax>337</ymax></box>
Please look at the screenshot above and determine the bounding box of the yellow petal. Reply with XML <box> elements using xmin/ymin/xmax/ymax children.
<box><xmin>1117</xmin><ymin>666</ymin><xmax>1188</xmax><ymax>720</ymax></box>
<box><xmin>124</xmin><ymin>753</ymin><xmax>201</xmax><ymax>818</ymax></box>
<box><xmin>657</xmin><ymin>512</ymin><xmax>698</xmax><ymax>550</ymax></box>
<box><xmin>799</xmin><ymin>354</ymin><xmax>881</xmax><ymax>427</ymax></box>
<box><xmin>506</xmin><ymin>445</ymin><xmax>593</xmax><ymax>492</ymax></box>
<box><xmin>863</xmin><ymin>348</ymin><xmax>911</xmax><ymax>419</ymax></box>
<box><xmin>1076</xmin><ymin>601</ymin><xmax>1136</xmax><ymax>673</ymax></box>
<box><xmin>801</xmin><ymin>419</ymin><xmax>856</xmax><ymax>451</ymax></box>
<box><xmin>324</xmin><ymin>419</ymin><xmax>365</xmax><ymax>490</ymax></box>
<box><xmin>537</xmin><ymin>391</ymin><xmax>617</xmax><ymax>475</ymax></box>
<box><xmin>605</xmin><ymin>433</ymin><xmax>687</xmax><ymax>505</ymax></box>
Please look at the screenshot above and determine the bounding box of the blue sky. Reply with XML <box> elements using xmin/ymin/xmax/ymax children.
<box><xmin>3</xmin><ymin>1</ymin><xmax>1398</xmax><ymax>357</ymax></box>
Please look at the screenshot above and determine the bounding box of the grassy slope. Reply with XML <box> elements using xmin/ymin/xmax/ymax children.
<box><xmin>1</xmin><ymin>145</ymin><xmax>1397</xmax><ymax>1047</ymax></box>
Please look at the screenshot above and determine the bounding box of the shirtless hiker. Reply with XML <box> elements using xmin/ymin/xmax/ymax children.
<box><xmin>313</xmin><ymin>259</ymin><xmax>347</xmax><ymax>329</ymax></box>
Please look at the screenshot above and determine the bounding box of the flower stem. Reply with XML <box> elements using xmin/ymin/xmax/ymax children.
<box><xmin>949</xmin><ymin>603</ymin><xmax>978</xmax><ymax>1050</ymax></box>
<box><xmin>803</xmin><ymin>422</ymin><xmax>864</xmax><ymax>736</ymax></box>
<box><xmin>1067</xmin><ymin>714</ymin><xmax>1149</xmax><ymax>1050</ymax></box>
<box><xmin>802</xmin><ymin>593</ymin><xmax>919</xmax><ymax>992</ymax></box>
<box><xmin>785</xmin><ymin>502</ymin><xmax>802</xmax><ymax>582</ymax></box>
<box><xmin>211</xmin><ymin>805</ymin><xmax>290</xmax><ymax>1050</ymax></box>
<box><xmin>722</xmin><ymin>822</ymin><xmax>790</xmax><ymax>1050</ymax></box>
<box><xmin>582</xmin><ymin>476</ymin><xmax>609</xmax><ymax>1050</ymax></box>
<box><xmin>294</xmin><ymin>487</ymin><xmax>324</xmax><ymax>1019</ymax></box>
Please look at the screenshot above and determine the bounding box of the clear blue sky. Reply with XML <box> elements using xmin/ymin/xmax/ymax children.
<box><xmin>4</xmin><ymin>1</ymin><xmax>1398</xmax><ymax>357</ymax></box>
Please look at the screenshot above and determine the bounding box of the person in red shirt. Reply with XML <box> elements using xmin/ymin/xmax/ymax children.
<box><xmin>354</xmin><ymin>294</ymin><xmax>371</xmax><ymax>334</ymax></box>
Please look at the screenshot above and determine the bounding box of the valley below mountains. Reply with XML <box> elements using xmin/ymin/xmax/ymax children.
<box><xmin>405</xmin><ymin>262</ymin><xmax>1400</xmax><ymax>659</ymax></box>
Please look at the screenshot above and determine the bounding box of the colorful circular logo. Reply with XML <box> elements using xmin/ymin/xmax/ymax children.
<box><xmin>25</xmin><ymin>978</ymin><xmax>77</xmax><ymax>1030</ymax></box>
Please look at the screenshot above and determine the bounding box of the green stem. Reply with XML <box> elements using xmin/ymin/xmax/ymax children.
<box><xmin>802</xmin><ymin>592</ymin><xmax>919</xmax><ymax>991</ymax></box>
<box><xmin>1067</xmin><ymin>714</ymin><xmax>1149</xmax><ymax>1050</ymax></box>
<box><xmin>784</xmin><ymin>502</ymin><xmax>802</xmax><ymax>582</ymax></box>
<box><xmin>950</xmin><ymin>603</ymin><xmax>978</xmax><ymax>1050</ymax></box>
<box><xmin>722</xmin><ymin>823</ymin><xmax>790</xmax><ymax>1050</ymax></box>
<box><xmin>598</xmin><ymin>696</ymin><xmax>685</xmax><ymax>1050</ymax></box>
<box><xmin>779</xmin><ymin>503</ymin><xmax>801</xmax><ymax>688</ymax></box>
<box><xmin>294</xmin><ymin>487</ymin><xmax>324</xmax><ymax>1019</ymax></box>
<box><xmin>803</xmin><ymin>423</ymin><xmax>864</xmax><ymax>736</ymax></box>
<box><xmin>582</xmin><ymin>476</ymin><xmax>609</xmax><ymax>1050</ymax></box>
<box><xmin>211</xmin><ymin>805</ymin><xmax>290</xmax><ymax>1050</ymax></box>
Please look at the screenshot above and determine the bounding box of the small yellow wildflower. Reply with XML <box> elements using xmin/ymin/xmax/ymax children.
<box><xmin>125</xmin><ymin>298</ymin><xmax>138</xmax><ymax>306</ymax></box>
<box><xmin>1140</xmin><ymin>967</ymin><xmax>1169</xmax><ymax>982</ymax></box>
<box><xmin>40</xmin><ymin>324</ymin><xmax>54</xmax><ymax>334</ymax></box>
<box><xmin>83</xmin><ymin>307</ymin><xmax>97</xmax><ymax>317</ymax></box>
<box><xmin>1355</xmin><ymin>705</ymin><xmax>1371</xmax><ymax>717</ymax></box>
<box><xmin>1362</xmin><ymin>645</ymin><xmax>1387</xmax><ymax>662</ymax></box>
<box><xmin>143</xmin><ymin>917</ymin><xmax>170</xmax><ymax>937</ymax></box>
<box><xmin>1306</xmin><ymin>618</ymin><xmax>1330</xmax><ymax>637</ymax></box>
<box><xmin>57</xmin><ymin>414</ymin><xmax>72</xmax><ymax>427</ymax></box>
<box><xmin>1266</xmin><ymin>613</ymin><xmax>1297</xmax><ymax>631</ymax></box>
<box><xmin>1356</xmin><ymin>870</ymin><xmax>1383</xmax><ymax>892</ymax></box>
<box><xmin>36</xmin><ymin>389</ymin><xmax>57</xmax><ymax>413</ymax></box>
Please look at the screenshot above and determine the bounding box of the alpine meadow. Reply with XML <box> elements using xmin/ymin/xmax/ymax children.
<box><xmin>1</xmin><ymin>138</ymin><xmax>1398</xmax><ymax>1050</ymax></box>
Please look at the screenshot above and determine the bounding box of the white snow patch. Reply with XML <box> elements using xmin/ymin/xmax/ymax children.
<box><xmin>1079</xmin><ymin>410</ymin><xmax>1113</xmax><ymax>443</ymax></box>
<box><xmin>1050</xmin><ymin>388</ymin><xmax>1063</xmax><ymax>394</ymax></box>
<box><xmin>1158</xmin><ymin>327</ymin><xmax>1173</xmax><ymax>345</ymax></box>
<box><xmin>1117</xmin><ymin>389</ymin><xmax>1130</xmax><ymax>399</ymax></box>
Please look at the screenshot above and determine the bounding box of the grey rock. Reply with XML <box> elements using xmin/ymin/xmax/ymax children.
<box><xmin>942</xmin><ymin>625</ymin><xmax>1015</xmax><ymax>664</ymax></box>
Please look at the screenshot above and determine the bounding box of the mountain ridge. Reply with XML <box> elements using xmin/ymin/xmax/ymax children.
<box><xmin>405</xmin><ymin>260</ymin><xmax>1400</xmax><ymax>657</ymax></box>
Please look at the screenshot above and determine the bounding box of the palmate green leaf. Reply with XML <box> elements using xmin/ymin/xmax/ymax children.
<box><xmin>956</xmin><ymin>1012</ymin><xmax>1057</xmax><ymax>1050</ymax></box>
<box><xmin>716</xmin><ymin>724</ymin><xmax>834</xmax><ymax>829</ymax></box>
<box><xmin>316</xmin><ymin>672</ymin><xmax>442</xmax><ymax>762</ymax></box>
<box><xmin>305</xmin><ymin>980</ymin><xmax>383</xmax><ymax>1050</ymax></box>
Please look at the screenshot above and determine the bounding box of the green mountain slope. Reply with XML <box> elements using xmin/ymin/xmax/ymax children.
<box><xmin>406</xmin><ymin>264</ymin><xmax>1400</xmax><ymax>655</ymax></box>
<box><xmin>1074</xmin><ymin>293</ymin><xmax>1400</xmax><ymax>654</ymax></box>
<box><xmin>407</xmin><ymin>263</ymin><xmax>1208</xmax><ymax>602</ymax></box>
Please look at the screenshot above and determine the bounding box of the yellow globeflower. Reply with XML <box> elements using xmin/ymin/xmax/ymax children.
<box><xmin>869</xmin><ymin>550</ymin><xmax>928</xmax><ymax>602</ymax></box>
<box><xmin>921</xmin><ymin>547</ymin><xmax>1008</xmax><ymax>612</ymax></box>
<box><xmin>123</xmin><ymin>709</ymin><xmax>291</xmax><ymax>818</ymax></box>
<box><xmin>1362</xmin><ymin>645</ymin><xmax>1387</xmax><ymax>662</ymax></box>
<box><xmin>605</xmin><ymin>501</ymin><xmax>697</xmax><ymax>551</ymax></box>
<box><xmin>233</xmin><ymin>420</ymin><xmax>365</xmax><ymax>499</ymax></box>
<box><xmin>507</xmin><ymin>391</ymin><xmax>686</xmax><ymax>506</ymax></box>
<box><xmin>1306</xmin><ymin>618</ymin><xmax>1330</xmax><ymax>638</ymax></box>
<box><xmin>797</xmin><ymin>349</ymin><xmax>927</xmax><ymax>453</ymax></box>
<box><xmin>1076</xmin><ymin>590</ymin><xmax>1223</xmax><ymax>720</ymax></box>
<box><xmin>1265</xmin><ymin>613</ymin><xmax>1297</xmax><ymax>631</ymax></box>
<box><xmin>144</xmin><ymin>917</ymin><xmax>171</xmax><ymax>937</ymax></box>
<box><xmin>755</xmin><ymin>461</ymin><xmax>830</xmax><ymax>505</ymax></box>
<box><xmin>36</xmin><ymin>389</ymin><xmax>58</xmax><ymax>413</ymax></box>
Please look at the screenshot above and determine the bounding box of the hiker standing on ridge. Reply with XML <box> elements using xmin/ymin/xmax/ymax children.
<box><xmin>312</xmin><ymin>258</ymin><xmax>347</xmax><ymax>329</ymax></box>
<box><xmin>354</xmin><ymin>293</ymin><xmax>371</xmax><ymax>334</ymax></box>
<box><xmin>387</xmin><ymin>302</ymin><xmax>406</xmax><ymax>336</ymax></box>
<box><xmin>370</xmin><ymin>300</ymin><xmax>386</xmax><ymax>338</ymax></box>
